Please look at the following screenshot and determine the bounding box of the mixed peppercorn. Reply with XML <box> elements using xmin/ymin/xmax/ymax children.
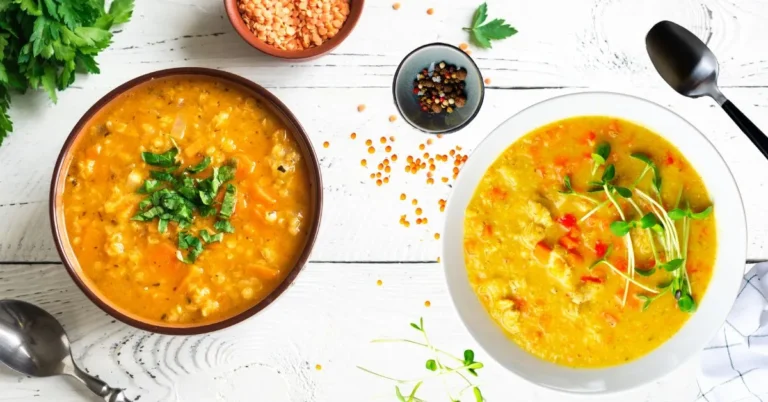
<box><xmin>413</xmin><ymin>61</ymin><xmax>468</xmax><ymax>115</ymax></box>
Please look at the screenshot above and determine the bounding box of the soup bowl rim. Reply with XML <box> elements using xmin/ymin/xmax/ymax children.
<box><xmin>49</xmin><ymin>67</ymin><xmax>324</xmax><ymax>335</ymax></box>
<box><xmin>442</xmin><ymin>90</ymin><xmax>747</xmax><ymax>394</ymax></box>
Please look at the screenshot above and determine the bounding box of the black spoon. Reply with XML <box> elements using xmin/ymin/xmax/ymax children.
<box><xmin>646</xmin><ymin>20</ymin><xmax>768</xmax><ymax>159</ymax></box>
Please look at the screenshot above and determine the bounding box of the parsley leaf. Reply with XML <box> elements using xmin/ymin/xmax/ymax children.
<box><xmin>214</xmin><ymin>220</ymin><xmax>235</xmax><ymax>234</ymax></box>
<box><xmin>0</xmin><ymin>0</ymin><xmax>133</xmax><ymax>146</ymax></box>
<box><xmin>464</xmin><ymin>3</ymin><xmax>518</xmax><ymax>49</ymax></box>
<box><xmin>219</xmin><ymin>184</ymin><xmax>237</xmax><ymax>219</ymax></box>
<box><xmin>142</xmin><ymin>147</ymin><xmax>179</xmax><ymax>168</ymax></box>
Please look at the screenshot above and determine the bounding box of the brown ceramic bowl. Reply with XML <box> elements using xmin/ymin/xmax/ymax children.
<box><xmin>49</xmin><ymin>67</ymin><xmax>323</xmax><ymax>335</ymax></box>
<box><xmin>223</xmin><ymin>0</ymin><xmax>364</xmax><ymax>60</ymax></box>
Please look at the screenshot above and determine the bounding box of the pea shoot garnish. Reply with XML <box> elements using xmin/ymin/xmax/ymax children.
<box><xmin>577</xmin><ymin>141</ymin><xmax>713</xmax><ymax>313</ymax></box>
<box><xmin>132</xmin><ymin>147</ymin><xmax>238</xmax><ymax>264</ymax></box>
<box><xmin>359</xmin><ymin>318</ymin><xmax>485</xmax><ymax>402</ymax></box>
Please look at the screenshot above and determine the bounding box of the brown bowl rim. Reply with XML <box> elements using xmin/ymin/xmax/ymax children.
<box><xmin>223</xmin><ymin>0</ymin><xmax>365</xmax><ymax>60</ymax></box>
<box><xmin>49</xmin><ymin>67</ymin><xmax>324</xmax><ymax>335</ymax></box>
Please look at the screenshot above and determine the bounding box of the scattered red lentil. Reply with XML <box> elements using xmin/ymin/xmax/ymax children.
<box><xmin>392</xmin><ymin>2</ymin><xmax>400</xmax><ymax>10</ymax></box>
<box><xmin>458</xmin><ymin>43</ymin><xmax>468</xmax><ymax>50</ymax></box>
<box><xmin>383</xmin><ymin>159</ymin><xmax>389</xmax><ymax>166</ymax></box>
<box><xmin>434</xmin><ymin>233</ymin><xmax>441</xmax><ymax>240</ymax></box>
<box><xmin>385</xmin><ymin>166</ymin><xmax>391</xmax><ymax>173</ymax></box>
<box><xmin>400</xmin><ymin>193</ymin><xmax>406</xmax><ymax>200</ymax></box>
<box><xmin>385</xmin><ymin>145</ymin><xmax>392</xmax><ymax>153</ymax></box>
<box><xmin>383</xmin><ymin>177</ymin><xmax>389</xmax><ymax>184</ymax></box>
<box><xmin>484</xmin><ymin>77</ymin><xmax>492</xmax><ymax>85</ymax></box>
<box><xmin>465</xmin><ymin>49</ymin><xmax>472</xmax><ymax>56</ymax></box>
<box><xmin>358</xmin><ymin>104</ymin><xmax>366</xmax><ymax>112</ymax></box>
<box><xmin>380</xmin><ymin>136</ymin><xmax>387</xmax><ymax>144</ymax></box>
<box><xmin>350</xmin><ymin>132</ymin><xmax>357</xmax><ymax>139</ymax></box>
<box><xmin>376</xmin><ymin>172</ymin><xmax>382</xmax><ymax>178</ymax></box>
<box><xmin>441</xmin><ymin>177</ymin><xmax>449</xmax><ymax>183</ymax></box>
<box><xmin>389</xmin><ymin>115</ymin><xmax>397</xmax><ymax>122</ymax></box>
<box><xmin>389</xmin><ymin>136</ymin><xmax>396</xmax><ymax>142</ymax></box>
<box><xmin>412</xmin><ymin>199</ymin><xmax>418</xmax><ymax>205</ymax></box>
<box><xmin>424</xmin><ymin>300</ymin><xmax>432</xmax><ymax>307</ymax></box>
<box><xmin>368</xmin><ymin>146</ymin><xmax>375</xmax><ymax>154</ymax></box>
<box><xmin>419</xmin><ymin>144</ymin><xmax>425</xmax><ymax>151</ymax></box>
<box><xmin>369</xmin><ymin>173</ymin><xmax>375</xmax><ymax>179</ymax></box>
<box><xmin>376</xmin><ymin>179</ymin><xmax>382</xmax><ymax>186</ymax></box>
<box><xmin>365</xmin><ymin>139</ymin><xmax>373</xmax><ymax>146</ymax></box>
<box><xmin>377</xmin><ymin>279</ymin><xmax>383</xmax><ymax>286</ymax></box>
<box><xmin>323</xmin><ymin>141</ymin><xmax>330</xmax><ymax>148</ymax></box>
<box><xmin>427</xmin><ymin>178</ymin><xmax>434</xmax><ymax>185</ymax></box>
<box><xmin>315</xmin><ymin>364</ymin><xmax>323</xmax><ymax>371</ymax></box>
<box><xmin>427</xmin><ymin>139</ymin><xmax>433</xmax><ymax>145</ymax></box>
<box><xmin>392</xmin><ymin>154</ymin><xmax>398</xmax><ymax>162</ymax></box>
<box><xmin>416</xmin><ymin>218</ymin><xmax>423</xmax><ymax>224</ymax></box>
<box><xmin>415</xmin><ymin>208</ymin><xmax>423</xmax><ymax>216</ymax></box>
<box><xmin>426</xmin><ymin>8</ymin><xmax>434</xmax><ymax>15</ymax></box>
<box><xmin>360</xmin><ymin>159</ymin><xmax>367</xmax><ymax>167</ymax></box>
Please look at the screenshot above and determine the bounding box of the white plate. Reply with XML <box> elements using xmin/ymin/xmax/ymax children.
<box><xmin>442</xmin><ymin>92</ymin><xmax>747</xmax><ymax>394</ymax></box>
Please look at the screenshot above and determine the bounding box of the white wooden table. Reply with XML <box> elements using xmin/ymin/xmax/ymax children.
<box><xmin>2</xmin><ymin>0</ymin><xmax>768</xmax><ymax>401</ymax></box>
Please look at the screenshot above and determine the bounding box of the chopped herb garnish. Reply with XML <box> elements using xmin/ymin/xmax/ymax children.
<box><xmin>138</xmin><ymin>179</ymin><xmax>162</xmax><ymax>194</ymax></box>
<box><xmin>214</xmin><ymin>220</ymin><xmax>235</xmax><ymax>234</ymax></box>
<box><xmin>219</xmin><ymin>184</ymin><xmax>237</xmax><ymax>218</ymax></box>
<box><xmin>132</xmin><ymin>145</ymin><xmax>237</xmax><ymax>264</ymax></box>
<box><xmin>158</xmin><ymin>218</ymin><xmax>168</xmax><ymax>234</ymax></box>
<box><xmin>186</xmin><ymin>156</ymin><xmax>212</xmax><ymax>173</ymax></box>
<box><xmin>150</xmin><ymin>171</ymin><xmax>175</xmax><ymax>182</ymax></box>
<box><xmin>141</xmin><ymin>147</ymin><xmax>179</xmax><ymax>168</ymax></box>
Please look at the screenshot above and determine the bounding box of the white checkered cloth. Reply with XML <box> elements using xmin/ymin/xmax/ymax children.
<box><xmin>697</xmin><ymin>262</ymin><xmax>768</xmax><ymax>402</ymax></box>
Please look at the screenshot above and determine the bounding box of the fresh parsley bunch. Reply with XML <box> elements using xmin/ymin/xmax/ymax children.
<box><xmin>464</xmin><ymin>3</ymin><xmax>518</xmax><ymax>49</ymax></box>
<box><xmin>0</xmin><ymin>0</ymin><xmax>134</xmax><ymax>146</ymax></box>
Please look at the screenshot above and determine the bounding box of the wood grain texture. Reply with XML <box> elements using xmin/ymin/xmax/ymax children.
<box><xmin>0</xmin><ymin>262</ymin><xmax>712</xmax><ymax>402</ymax></box>
<box><xmin>1</xmin><ymin>0</ymin><xmax>767</xmax><ymax>400</ymax></box>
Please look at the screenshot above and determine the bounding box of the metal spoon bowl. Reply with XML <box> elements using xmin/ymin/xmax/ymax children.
<box><xmin>0</xmin><ymin>299</ymin><xmax>131</xmax><ymax>402</ymax></box>
<box><xmin>646</xmin><ymin>20</ymin><xmax>768</xmax><ymax>159</ymax></box>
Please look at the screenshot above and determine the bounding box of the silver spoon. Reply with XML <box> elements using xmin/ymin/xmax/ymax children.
<box><xmin>646</xmin><ymin>20</ymin><xmax>768</xmax><ymax>159</ymax></box>
<box><xmin>0</xmin><ymin>299</ymin><xmax>131</xmax><ymax>402</ymax></box>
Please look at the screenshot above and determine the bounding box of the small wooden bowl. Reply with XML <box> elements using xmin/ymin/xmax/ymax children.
<box><xmin>224</xmin><ymin>0</ymin><xmax>364</xmax><ymax>60</ymax></box>
<box><xmin>49</xmin><ymin>68</ymin><xmax>324</xmax><ymax>335</ymax></box>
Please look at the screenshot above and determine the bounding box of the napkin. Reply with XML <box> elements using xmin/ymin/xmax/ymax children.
<box><xmin>697</xmin><ymin>262</ymin><xmax>768</xmax><ymax>402</ymax></box>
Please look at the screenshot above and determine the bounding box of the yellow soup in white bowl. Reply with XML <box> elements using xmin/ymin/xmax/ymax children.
<box><xmin>442</xmin><ymin>92</ymin><xmax>746</xmax><ymax>394</ymax></box>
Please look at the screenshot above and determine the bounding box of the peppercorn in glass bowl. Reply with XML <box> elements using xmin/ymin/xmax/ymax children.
<box><xmin>393</xmin><ymin>43</ymin><xmax>485</xmax><ymax>134</ymax></box>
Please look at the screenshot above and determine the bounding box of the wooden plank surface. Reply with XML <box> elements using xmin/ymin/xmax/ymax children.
<box><xmin>0</xmin><ymin>262</ymin><xmax>707</xmax><ymax>402</ymax></box>
<box><xmin>1</xmin><ymin>0</ymin><xmax>767</xmax><ymax>401</ymax></box>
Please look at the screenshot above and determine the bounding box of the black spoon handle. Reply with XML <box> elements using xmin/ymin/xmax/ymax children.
<box><xmin>722</xmin><ymin>100</ymin><xmax>768</xmax><ymax>160</ymax></box>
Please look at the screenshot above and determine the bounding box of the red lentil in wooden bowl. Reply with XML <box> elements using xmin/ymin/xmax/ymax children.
<box><xmin>224</xmin><ymin>0</ymin><xmax>364</xmax><ymax>60</ymax></box>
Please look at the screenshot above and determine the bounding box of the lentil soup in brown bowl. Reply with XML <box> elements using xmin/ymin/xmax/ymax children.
<box><xmin>50</xmin><ymin>68</ymin><xmax>323</xmax><ymax>335</ymax></box>
<box><xmin>224</xmin><ymin>0</ymin><xmax>364</xmax><ymax>60</ymax></box>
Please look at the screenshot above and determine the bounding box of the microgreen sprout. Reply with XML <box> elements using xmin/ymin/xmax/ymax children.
<box><xmin>559</xmin><ymin>175</ymin><xmax>598</xmax><ymax>204</ymax></box>
<box><xmin>610</xmin><ymin>213</ymin><xmax>664</xmax><ymax>237</ymax></box>
<box><xmin>669</xmin><ymin>206</ymin><xmax>713</xmax><ymax>221</ymax></box>
<box><xmin>591</xmin><ymin>142</ymin><xmax>611</xmax><ymax>175</ymax></box>
<box><xmin>359</xmin><ymin>318</ymin><xmax>485</xmax><ymax>402</ymax></box>
<box><xmin>630</xmin><ymin>153</ymin><xmax>662</xmax><ymax>194</ymax></box>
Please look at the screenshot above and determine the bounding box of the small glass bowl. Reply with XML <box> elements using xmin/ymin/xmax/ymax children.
<box><xmin>392</xmin><ymin>43</ymin><xmax>485</xmax><ymax>134</ymax></box>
